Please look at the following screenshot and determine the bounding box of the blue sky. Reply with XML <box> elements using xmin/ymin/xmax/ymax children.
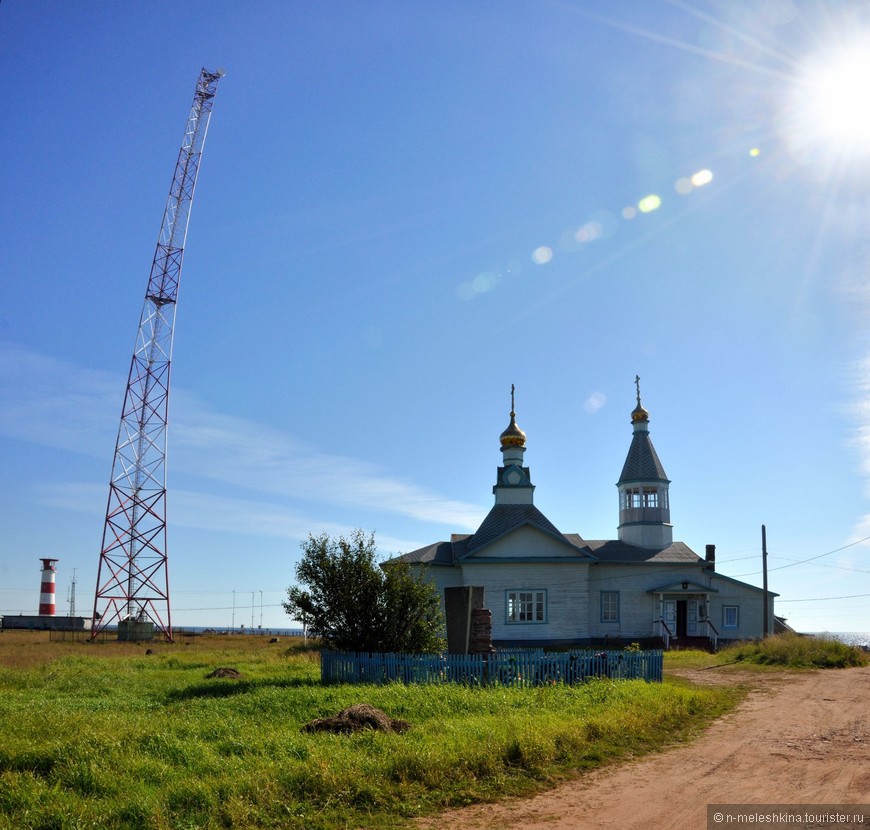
<box><xmin>3</xmin><ymin>1</ymin><xmax>870</xmax><ymax>632</ymax></box>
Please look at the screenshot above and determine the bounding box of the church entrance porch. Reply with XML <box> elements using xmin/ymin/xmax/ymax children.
<box><xmin>653</xmin><ymin>585</ymin><xmax>718</xmax><ymax>651</ymax></box>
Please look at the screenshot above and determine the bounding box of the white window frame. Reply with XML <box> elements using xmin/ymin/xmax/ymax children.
<box><xmin>723</xmin><ymin>605</ymin><xmax>739</xmax><ymax>629</ymax></box>
<box><xmin>601</xmin><ymin>590</ymin><xmax>620</xmax><ymax>623</ymax></box>
<box><xmin>506</xmin><ymin>590</ymin><xmax>547</xmax><ymax>625</ymax></box>
<box><xmin>642</xmin><ymin>486</ymin><xmax>658</xmax><ymax>508</ymax></box>
<box><xmin>623</xmin><ymin>487</ymin><xmax>641</xmax><ymax>509</ymax></box>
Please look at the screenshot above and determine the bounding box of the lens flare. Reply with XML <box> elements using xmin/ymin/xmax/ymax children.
<box><xmin>458</xmin><ymin>271</ymin><xmax>500</xmax><ymax>300</ymax></box>
<box><xmin>638</xmin><ymin>194</ymin><xmax>661</xmax><ymax>213</ymax></box>
<box><xmin>532</xmin><ymin>246</ymin><xmax>553</xmax><ymax>264</ymax></box>
<box><xmin>691</xmin><ymin>169</ymin><xmax>713</xmax><ymax>187</ymax></box>
<box><xmin>575</xmin><ymin>221</ymin><xmax>603</xmax><ymax>243</ymax></box>
<box><xmin>584</xmin><ymin>392</ymin><xmax>606</xmax><ymax>413</ymax></box>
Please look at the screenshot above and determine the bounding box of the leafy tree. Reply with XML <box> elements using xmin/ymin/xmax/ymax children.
<box><xmin>286</xmin><ymin>589</ymin><xmax>315</xmax><ymax>641</ymax></box>
<box><xmin>283</xmin><ymin>529</ymin><xmax>445</xmax><ymax>653</ymax></box>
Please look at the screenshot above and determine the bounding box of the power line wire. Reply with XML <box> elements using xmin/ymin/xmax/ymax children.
<box><xmin>730</xmin><ymin>534</ymin><xmax>870</xmax><ymax>577</ymax></box>
<box><xmin>172</xmin><ymin>602</ymin><xmax>286</xmax><ymax>612</ymax></box>
<box><xmin>777</xmin><ymin>592</ymin><xmax>870</xmax><ymax>603</ymax></box>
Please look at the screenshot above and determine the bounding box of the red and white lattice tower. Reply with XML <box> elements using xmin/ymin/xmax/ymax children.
<box><xmin>39</xmin><ymin>558</ymin><xmax>58</xmax><ymax>616</ymax></box>
<box><xmin>91</xmin><ymin>69</ymin><xmax>223</xmax><ymax>641</ymax></box>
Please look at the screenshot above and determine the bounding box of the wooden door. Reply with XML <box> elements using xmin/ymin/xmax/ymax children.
<box><xmin>663</xmin><ymin>600</ymin><xmax>676</xmax><ymax>636</ymax></box>
<box><xmin>687</xmin><ymin>600</ymin><xmax>698</xmax><ymax>636</ymax></box>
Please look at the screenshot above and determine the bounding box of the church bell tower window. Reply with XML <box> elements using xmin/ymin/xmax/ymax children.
<box><xmin>623</xmin><ymin>487</ymin><xmax>641</xmax><ymax>509</ymax></box>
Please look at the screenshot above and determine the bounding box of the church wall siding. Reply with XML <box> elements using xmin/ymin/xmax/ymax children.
<box><xmin>411</xmin><ymin>560</ymin><xmax>770</xmax><ymax>645</ymax></box>
<box><xmin>588</xmin><ymin>563</ymin><xmax>711</xmax><ymax>639</ymax></box>
<box><xmin>460</xmin><ymin>561</ymin><xmax>590</xmax><ymax>642</ymax></box>
<box><xmin>707</xmin><ymin>576</ymin><xmax>767</xmax><ymax>641</ymax></box>
<box><xmin>586</xmin><ymin>565</ymin><xmax>769</xmax><ymax>641</ymax></box>
<box><xmin>418</xmin><ymin>567</ymin><xmax>463</xmax><ymax>619</ymax></box>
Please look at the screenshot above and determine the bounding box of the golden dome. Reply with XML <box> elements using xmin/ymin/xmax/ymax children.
<box><xmin>500</xmin><ymin>384</ymin><xmax>526</xmax><ymax>447</ymax></box>
<box><xmin>500</xmin><ymin>412</ymin><xmax>527</xmax><ymax>447</ymax></box>
<box><xmin>631</xmin><ymin>374</ymin><xmax>649</xmax><ymax>423</ymax></box>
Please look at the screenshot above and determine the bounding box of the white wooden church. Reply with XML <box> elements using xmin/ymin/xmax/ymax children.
<box><xmin>390</xmin><ymin>384</ymin><xmax>775</xmax><ymax>649</ymax></box>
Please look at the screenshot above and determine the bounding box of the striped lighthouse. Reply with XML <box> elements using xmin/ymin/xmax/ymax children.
<box><xmin>38</xmin><ymin>558</ymin><xmax>58</xmax><ymax>616</ymax></box>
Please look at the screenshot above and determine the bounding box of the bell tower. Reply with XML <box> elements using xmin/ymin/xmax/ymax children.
<box><xmin>616</xmin><ymin>377</ymin><xmax>672</xmax><ymax>548</ymax></box>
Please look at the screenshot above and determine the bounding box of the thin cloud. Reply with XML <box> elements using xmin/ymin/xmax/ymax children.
<box><xmin>0</xmin><ymin>341</ymin><xmax>120</xmax><ymax>454</ymax></box>
<box><xmin>37</xmin><ymin>482</ymin><xmax>424</xmax><ymax>555</ymax></box>
<box><xmin>170</xmin><ymin>392</ymin><xmax>483</xmax><ymax>528</ymax></box>
<box><xmin>1</xmin><ymin>342</ymin><xmax>483</xmax><ymax>533</ymax></box>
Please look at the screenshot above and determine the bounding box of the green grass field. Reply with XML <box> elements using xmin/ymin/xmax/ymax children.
<box><xmin>0</xmin><ymin>632</ymin><xmax>741</xmax><ymax>830</ymax></box>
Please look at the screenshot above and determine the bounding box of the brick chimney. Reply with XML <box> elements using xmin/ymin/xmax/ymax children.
<box><xmin>705</xmin><ymin>544</ymin><xmax>716</xmax><ymax>572</ymax></box>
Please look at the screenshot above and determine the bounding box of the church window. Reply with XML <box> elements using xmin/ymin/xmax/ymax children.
<box><xmin>623</xmin><ymin>487</ymin><xmax>642</xmax><ymax>509</ymax></box>
<box><xmin>506</xmin><ymin>590</ymin><xmax>546</xmax><ymax>624</ymax></box>
<box><xmin>642</xmin><ymin>487</ymin><xmax>658</xmax><ymax>508</ymax></box>
<box><xmin>723</xmin><ymin>606</ymin><xmax>739</xmax><ymax>629</ymax></box>
<box><xmin>601</xmin><ymin>591</ymin><xmax>620</xmax><ymax>623</ymax></box>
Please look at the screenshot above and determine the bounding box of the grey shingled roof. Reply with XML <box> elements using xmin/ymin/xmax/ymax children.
<box><xmin>463</xmin><ymin>503</ymin><xmax>579</xmax><ymax>556</ymax></box>
<box><xmin>387</xmin><ymin>505</ymin><xmax>701</xmax><ymax>567</ymax></box>
<box><xmin>618</xmin><ymin>430</ymin><xmax>669</xmax><ymax>483</ymax></box>
<box><xmin>581</xmin><ymin>539</ymin><xmax>701</xmax><ymax>563</ymax></box>
<box><xmin>390</xmin><ymin>540</ymin><xmax>456</xmax><ymax>565</ymax></box>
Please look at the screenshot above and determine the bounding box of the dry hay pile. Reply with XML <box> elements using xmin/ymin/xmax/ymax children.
<box><xmin>302</xmin><ymin>703</ymin><xmax>411</xmax><ymax>735</ymax></box>
<box><xmin>205</xmin><ymin>667</ymin><xmax>243</xmax><ymax>679</ymax></box>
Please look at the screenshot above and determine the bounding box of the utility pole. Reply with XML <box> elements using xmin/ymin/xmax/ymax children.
<box><xmin>762</xmin><ymin>524</ymin><xmax>769</xmax><ymax>637</ymax></box>
<box><xmin>231</xmin><ymin>590</ymin><xmax>236</xmax><ymax>631</ymax></box>
<box><xmin>259</xmin><ymin>590</ymin><xmax>263</xmax><ymax>629</ymax></box>
<box><xmin>91</xmin><ymin>69</ymin><xmax>223</xmax><ymax>642</ymax></box>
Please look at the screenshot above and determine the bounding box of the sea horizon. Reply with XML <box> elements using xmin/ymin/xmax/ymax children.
<box><xmin>808</xmin><ymin>631</ymin><xmax>870</xmax><ymax>648</ymax></box>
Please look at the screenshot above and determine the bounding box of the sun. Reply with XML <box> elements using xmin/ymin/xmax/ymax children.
<box><xmin>783</xmin><ymin>37</ymin><xmax>870</xmax><ymax>163</ymax></box>
<box><xmin>808</xmin><ymin>48</ymin><xmax>870</xmax><ymax>148</ymax></box>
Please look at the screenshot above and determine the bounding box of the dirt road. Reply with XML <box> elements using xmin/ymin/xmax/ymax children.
<box><xmin>417</xmin><ymin>666</ymin><xmax>870</xmax><ymax>829</ymax></box>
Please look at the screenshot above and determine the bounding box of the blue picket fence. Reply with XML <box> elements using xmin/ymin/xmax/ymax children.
<box><xmin>320</xmin><ymin>648</ymin><xmax>662</xmax><ymax>686</ymax></box>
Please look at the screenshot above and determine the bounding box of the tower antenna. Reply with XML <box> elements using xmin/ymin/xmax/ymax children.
<box><xmin>91</xmin><ymin>69</ymin><xmax>223</xmax><ymax>641</ymax></box>
<box><xmin>68</xmin><ymin>568</ymin><xmax>77</xmax><ymax>619</ymax></box>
